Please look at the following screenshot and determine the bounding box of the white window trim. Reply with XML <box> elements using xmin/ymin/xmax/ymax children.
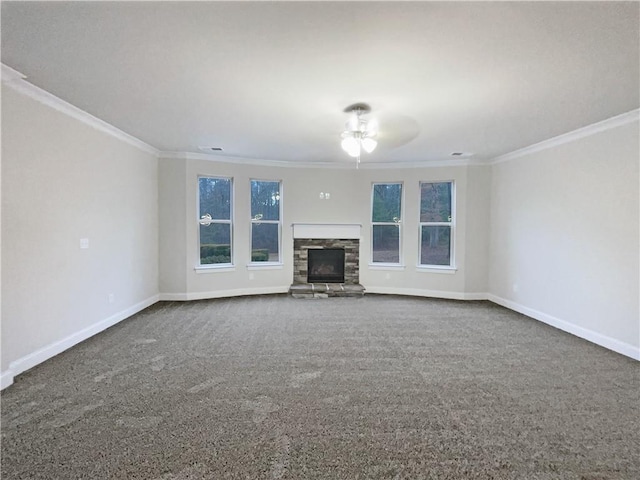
<box><xmin>369</xmin><ymin>263</ymin><xmax>406</xmax><ymax>271</ymax></box>
<box><xmin>418</xmin><ymin>180</ymin><xmax>455</xmax><ymax>269</ymax></box>
<box><xmin>195</xmin><ymin>265</ymin><xmax>236</xmax><ymax>273</ymax></box>
<box><xmin>416</xmin><ymin>265</ymin><xmax>457</xmax><ymax>274</ymax></box>
<box><xmin>197</xmin><ymin>175</ymin><xmax>234</xmax><ymax>268</ymax></box>
<box><xmin>246</xmin><ymin>263</ymin><xmax>284</xmax><ymax>271</ymax></box>
<box><xmin>371</xmin><ymin>182</ymin><xmax>404</xmax><ymax>265</ymax></box>
<box><xmin>248</xmin><ymin>179</ymin><xmax>283</xmax><ymax>266</ymax></box>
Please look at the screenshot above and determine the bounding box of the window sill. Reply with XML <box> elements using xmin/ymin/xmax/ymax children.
<box><xmin>416</xmin><ymin>265</ymin><xmax>457</xmax><ymax>274</ymax></box>
<box><xmin>368</xmin><ymin>263</ymin><xmax>406</xmax><ymax>271</ymax></box>
<box><xmin>194</xmin><ymin>265</ymin><xmax>236</xmax><ymax>274</ymax></box>
<box><xmin>247</xmin><ymin>263</ymin><xmax>284</xmax><ymax>270</ymax></box>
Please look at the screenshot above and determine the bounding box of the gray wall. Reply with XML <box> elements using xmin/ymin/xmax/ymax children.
<box><xmin>489</xmin><ymin>120</ymin><xmax>640</xmax><ymax>355</ymax></box>
<box><xmin>157</xmin><ymin>157</ymin><xmax>491</xmax><ymax>300</ymax></box>
<box><xmin>1</xmin><ymin>84</ymin><xmax>159</xmax><ymax>385</ymax></box>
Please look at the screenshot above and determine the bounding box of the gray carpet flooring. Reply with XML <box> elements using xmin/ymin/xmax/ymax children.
<box><xmin>1</xmin><ymin>295</ymin><xmax>638</xmax><ymax>479</ymax></box>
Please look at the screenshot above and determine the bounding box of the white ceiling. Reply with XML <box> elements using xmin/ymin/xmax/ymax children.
<box><xmin>2</xmin><ymin>1</ymin><xmax>638</xmax><ymax>165</ymax></box>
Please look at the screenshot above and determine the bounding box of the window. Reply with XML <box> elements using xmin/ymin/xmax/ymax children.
<box><xmin>198</xmin><ymin>176</ymin><xmax>232</xmax><ymax>266</ymax></box>
<box><xmin>371</xmin><ymin>183</ymin><xmax>402</xmax><ymax>264</ymax></box>
<box><xmin>419</xmin><ymin>181</ymin><xmax>454</xmax><ymax>267</ymax></box>
<box><xmin>250</xmin><ymin>180</ymin><xmax>281</xmax><ymax>263</ymax></box>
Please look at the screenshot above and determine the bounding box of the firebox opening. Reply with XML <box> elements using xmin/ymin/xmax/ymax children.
<box><xmin>308</xmin><ymin>248</ymin><xmax>345</xmax><ymax>283</ymax></box>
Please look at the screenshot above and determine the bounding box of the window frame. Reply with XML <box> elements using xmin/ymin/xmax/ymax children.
<box><xmin>196</xmin><ymin>175</ymin><xmax>234</xmax><ymax>270</ymax></box>
<box><xmin>249</xmin><ymin>178</ymin><xmax>283</xmax><ymax>267</ymax></box>
<box><xmin>418</xmin><ymin>180</ymin><xmax>456</xmax><ymax>271</ymax></box>
<box><xmin>370</xmin><ymin>181</ymin><xmax>404</xmax><ymax>267</ymax></box>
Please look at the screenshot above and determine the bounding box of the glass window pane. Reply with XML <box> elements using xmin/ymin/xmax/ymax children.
<box><xmin>251</xmin><ymin>223</ymin><xmax>280</xmax><ymax>262</ymax></box>
<box><xmin>251</xmin><ymin>180</ymin><xmax>280</xmax><ymax>221</ymax></box>
<box><xmin>421</xmin><ymin>226</ymin><xmax>451</xmax><ymax>266</ymax></box>
<box><xmin>372</xmin><ymin>183</ymin><xmax>402</xmax><ymax>222</ymax></box>
<box><xmin>420</xmin><ymin>182</ymin><xmax>451</xmax><ymax>222</ymax></box>
<box><xmin>200</xmin><ymin>223</ymin><xmax>231</xmax><ymax>264</ymax></box>
<box><xmin>199</xmin><ymin>177</ymin><xmax>231</xmax><ymax>220</ymax></box>
<box><xmin>372</xmin><ymin>224</ymin><xmax>400</xmax><ymax>263</ymax></box>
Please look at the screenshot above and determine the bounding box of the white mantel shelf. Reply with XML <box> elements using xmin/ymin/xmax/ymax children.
<box><xmin>291</xmin><ymin>223</ymin><xmax>361</xmax><ymax>239</ymax></box>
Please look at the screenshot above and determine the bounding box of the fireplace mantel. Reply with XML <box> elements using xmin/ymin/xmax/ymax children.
<box><xmin>291</xmin><ymin>223</ymin><xmax>361</xmax><ymax>240</ymax></box>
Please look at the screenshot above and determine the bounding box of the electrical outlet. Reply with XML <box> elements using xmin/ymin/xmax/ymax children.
<box><xmin>108</xmin><ymin>294</ymin><xmax>115</xmax><ymax>304</ymax></box>
<box><xmin>80</xmin><ymin>238</ymin><xmax>89</xmax><ymax>249</ymax></box>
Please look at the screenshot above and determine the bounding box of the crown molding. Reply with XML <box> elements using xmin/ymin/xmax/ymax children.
<box><xmin>159</xmin><ymin>151</ymin><xmax>314</xmax><ymax>168</ymax></box>
<box><xmin>1</xmin><ymin>63</ymin><xmax>160</xmax><ymax>156</ymax></box>
<box><xmin>491</xmin><ymin>109</ymin><xmax>640</xmax><ymax>165</ymax></box>
<box><xmin>359</xmin><ymin>158</ymin><xmax>483</xmax><ymax>169</ymax></box>
<box><xmin>159</xmin><ymin>150</ymin><xmax>482</xmax><ymax>170</ymax></box>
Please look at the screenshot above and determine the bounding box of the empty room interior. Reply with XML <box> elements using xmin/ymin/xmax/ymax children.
<box><xmin>1</xmin><ymin>1</ymin><xmax>639</xmax><ymax>479</ymax></box>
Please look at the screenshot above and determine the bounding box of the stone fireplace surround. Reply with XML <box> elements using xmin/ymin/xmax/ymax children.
<box><xmin>289</xmin><ymin>223</ymin><xmax>365</xmax><ymax>298</ymax></box>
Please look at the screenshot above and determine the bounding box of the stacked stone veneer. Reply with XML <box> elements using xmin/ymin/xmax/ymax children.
<box><xmin>293</xmin><ymin>238</ymin><xmax>360</xmax><ymax>284</ymax></box>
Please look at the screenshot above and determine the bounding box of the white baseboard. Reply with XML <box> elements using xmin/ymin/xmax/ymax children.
<box><xmin>364</xmin><ymin>286</ymin><xmax>488</xmax><ymax>301</ymax></box>
<box><xmin>1</xmin><ymin>370</ymin><xmax>14</xmax><ymax>390</ymax></box>
<box><xmin>4</xmin><ymin>290</ymin><xmax>634</xmax><ymax>391</ymax></box>
<box><xmin>161</xmin><ymin>286</ymin><xmax>487</xmax><ymax>302</ymax></box>
<box><xmin>1</xmin><ymin>294</ymin><xmax>160</xmax><ymax>390</ymax></box>
<box><xmin>159</xmin><ymin>286</ymin><xmax>289</xmax><ymax>302</ymax></box>
<box><xmin>487</xmin><ymin>294</ymin><xmax>640</xmax><ymax>361</ymax></box>
<box><xmin>157</xmin><ymin>292</ymin><xmax>189</xmax><ymax>301</ymax></box>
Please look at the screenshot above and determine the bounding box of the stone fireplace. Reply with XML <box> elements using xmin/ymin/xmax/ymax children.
<box><xmin>289</xmin><ymin>223</ymin><xmax>365</xmax><ymax>298</ymax></box>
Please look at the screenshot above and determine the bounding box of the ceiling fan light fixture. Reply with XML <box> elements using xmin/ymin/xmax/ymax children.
<box><xmin>340</xmin><ymin>136</ymin><xmax>356</xmax><ymax>149</ymax></box>
<box><xmin>342</xmin><ymin>137</ymin><xmax>361</xmax><ymax>157</ymax></box>
<box><xmin>361</xmin><ymin>137</ymin><xmax>377</xmax><ymax>153</ymax></box>
<box><xmin>347</xmin><ymin>113</ymin><xmax>360</xmax><ymax>131</ymax></box>
<box><xmin>348</xmin><ymin>147</ymin><xmax>361</xmax><ymax>158</ymax></box>
<box><xmin>340</xmin><ymin>103</ymin><xmax>377</xmax><ymax>166</ymax></box>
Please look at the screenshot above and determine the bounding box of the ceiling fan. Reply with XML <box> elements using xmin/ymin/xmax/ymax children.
<box><xmin>340</xmin><ymin>103</ymin><xmax>378</xmax><ymax>167</ymax></box>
